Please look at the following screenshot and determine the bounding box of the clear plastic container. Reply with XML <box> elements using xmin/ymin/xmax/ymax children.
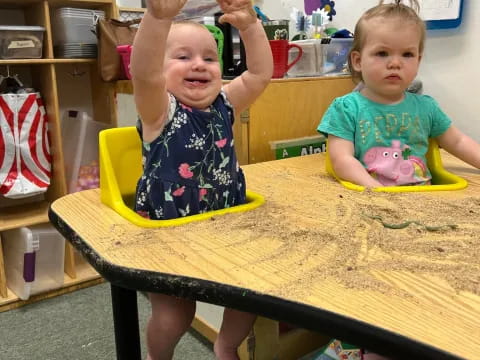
<box><xmin>287</xmin><ymin>39</ymin><xmax>322</xmax><ymax>77</ymax></box>
<box><xmin>0</xmin><ymin>26</ymin><xmax>45</xmax><ymax>59</ymax></box>
<box><xmin>1</xmin><ymin>224</ymin><xmax>65</xmax><ymax>300</ymax></box>
<box><xmin>61</xmin><ymin>111</ymin><xmax>111</xmax><ymax>193</ymax></box>
<box><xmin>52</xmin><ymin>7</ymin><xmax>105</xmax><ymax>45</ymax></box>
<box><xmin>320</xmin><ymin>38</ymin><xmax>353</xmax><ymax>76</ymax></box>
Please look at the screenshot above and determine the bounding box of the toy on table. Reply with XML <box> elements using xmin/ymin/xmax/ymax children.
<box><xmin>290</xmin><ymin>8</ymin><xmax>310</xmax><ymax>40</ymax></box>
<box><xmin>291</xmin><ymin>6</ymin><xmax>330</xmax><ymax>40</ymax></box>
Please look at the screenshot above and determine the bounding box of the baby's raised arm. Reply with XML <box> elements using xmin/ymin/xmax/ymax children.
<box><xmin>130</xmin><ymin>0</ymin><xmax>187</xmax><ymax>139</ymax></box>
<box><xmin>218</xmin><ymin>0</ymin><xmax>273</xmax><ymax>113</ymax></box>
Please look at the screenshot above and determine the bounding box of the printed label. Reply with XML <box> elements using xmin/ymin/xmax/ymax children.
<box><xmin>8</xmin><ymin>40</ymin><xmax>35</xmax><ymax>49</ymax></box>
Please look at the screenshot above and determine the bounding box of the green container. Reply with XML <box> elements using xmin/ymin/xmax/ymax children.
<box><xmin>263</xmin><ymin>20</ymin><xmax>289</xmax><ymax>40</ymax></box>
<box><xmin>270</xmin><ymin>135</ymin><xmax>327</xmax><ymax>160</ymax></box>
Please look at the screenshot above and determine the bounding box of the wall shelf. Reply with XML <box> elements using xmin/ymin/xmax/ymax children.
<box><xmin>118</xmin><ymin>6</ymin><xmax>144</xmax><ymax>12</ymax></box>
<box><xmin>0</xmin><ymin>201</ymin><xmax>49</xmax><ymax>232</ymax></box>
<box><xmin>0</xmin><ymin>59</ymin><xmax>96</xmax><ymax>65</ymax></box>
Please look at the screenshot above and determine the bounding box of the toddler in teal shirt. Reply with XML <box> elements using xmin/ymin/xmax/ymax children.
<box><xmin>318</xmin><ymin>0</ymin><xmax>480</xmax><ymax>188</ymax></box>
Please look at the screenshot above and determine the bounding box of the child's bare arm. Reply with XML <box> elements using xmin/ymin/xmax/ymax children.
<box><xmin>130</xmin><ymin>0</ymin><xmax>187</xmax><ymax>140</ymax></box>
<box><xmin>218</xmin><ymin>0</ymin><xmax>273</xmax><ymax>113</ymax></box>
<box><xmin>328</xmin><ymin>135</ymin><xmax>383</xmax><ymax>188</ymax></box>
<box><xmin>436</xmin><ymin>126</ymin><xmax>480</xmax><ymax>169</ymax></box>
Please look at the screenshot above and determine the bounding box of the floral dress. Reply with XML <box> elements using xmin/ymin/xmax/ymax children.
<box><xmin>134</xmin><ymin>91</ymin><xmax>246</xmax><ymax>220</ymax></box>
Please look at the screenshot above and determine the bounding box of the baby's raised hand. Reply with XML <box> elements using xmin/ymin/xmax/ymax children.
<box><xmin>146</xmin><ymin>0</ymin><xmax>188</xmax><ymax>19</ymax></box>
<box><xmin>216</xmin><ymin>0</ymin><xmax>257</xmax><ymax>31</ymax></box>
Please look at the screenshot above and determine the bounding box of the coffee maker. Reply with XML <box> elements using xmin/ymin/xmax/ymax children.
<box><xmin>214</xmin><ymin>13</ymin><xmax>247</xmax><ymax>79</ymax></box>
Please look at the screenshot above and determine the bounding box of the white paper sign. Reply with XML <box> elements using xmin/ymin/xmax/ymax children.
<box><xmin>419</xmin><ymin>0</ymin><xmax>461</xmax><ymax>21</ymax></box>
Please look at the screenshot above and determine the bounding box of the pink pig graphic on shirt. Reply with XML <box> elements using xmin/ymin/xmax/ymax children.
<box><xmin>363</xmin><ymin>140</ymin><xmax>429</xmax><ymax>186</ymax></box>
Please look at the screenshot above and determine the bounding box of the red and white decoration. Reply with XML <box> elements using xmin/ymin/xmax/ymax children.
<box><xmin>0</xmin><ymin>93</ymin><xmax>51</xmax><ymax>198</ymax></box>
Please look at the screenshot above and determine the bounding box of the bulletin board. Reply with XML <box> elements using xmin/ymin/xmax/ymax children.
<box><xmin>420</xmin><ymin>0</ymin><xmax>464</xmax><ymax>29</ymax></box>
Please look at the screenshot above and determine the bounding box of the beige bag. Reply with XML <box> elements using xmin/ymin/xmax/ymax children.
<box><xmin>97</xmin><ymin>18</ymin><xmax>141</xmax><ymax>82</ymax></box>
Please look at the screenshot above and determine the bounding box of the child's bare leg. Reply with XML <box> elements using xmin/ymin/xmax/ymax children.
<box><xmin>214</xmin><ymin>308</ymin><xmax>256</xmax><ymax>360</ymax></box>
<box><xmin>146</xmin><ymin>293</ymin><xmax>196</xmax><ymax>360</ymax></box>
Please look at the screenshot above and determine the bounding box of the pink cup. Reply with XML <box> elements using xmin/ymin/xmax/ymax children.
<box><xmin>116</xmin><ymin>45</ymin><xmax>132</xmax><ymax>80</ymax></box>
<box><xmin>269</xmin><ymin>40</ymin><xmax>303</xmax><ymax>79</ymax></box>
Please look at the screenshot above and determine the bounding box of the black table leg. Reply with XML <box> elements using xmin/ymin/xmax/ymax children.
<box><xmin>110</xmin><ymin>284</ymin><xmax>142</xmax><ymax>360</ymax></box>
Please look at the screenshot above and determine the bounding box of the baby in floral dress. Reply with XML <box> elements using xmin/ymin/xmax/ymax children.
<box><xmin>135</xmin><ymin>90</ymin><xmax>247</xmax><ymax>220</ymax></box>
<box><xmin>130</xmin><ymin>0</ymin><xmax>273</xmax><ymax>359</ymax></box>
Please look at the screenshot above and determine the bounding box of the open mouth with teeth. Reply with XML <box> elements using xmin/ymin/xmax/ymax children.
<box><xmin>185</xmin><ymin>79</ymin><xmax>209</xmax><ymax>85</ymax></box>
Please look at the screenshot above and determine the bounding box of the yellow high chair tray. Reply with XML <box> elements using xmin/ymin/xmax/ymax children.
<box><xmin>325</xmin><ymin>139</ymin><xmax>468</xmax><ymax>192</ymax></box>
<box><xmin>99</xmin><ymin>127</ymin><xmax>264</xmax><ymax>228</ymax></box>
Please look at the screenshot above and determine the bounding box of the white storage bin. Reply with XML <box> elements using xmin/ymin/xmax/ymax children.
<box><xmin>321</xmin><ymin>38</ymin><xmax>353</xmax><ymax>76</ymax></box>
<box><xmin>1</xmin><ymin>224</ymin><xmax>65</xmax><ymax>300</ymax></box>
<box><xmin>52</xmin><ymin>7</ymin><xmax>105</xmax><ymax>45</ymax></box>
<box><xmin>62</xmin><ymin>111</ymin><xmax>111</xmax><ymax>193</ymax></box>
<box><xmin>0</xmin><ymin>26</ymin><xmax>45</xmax><ymax>59</ymax></box>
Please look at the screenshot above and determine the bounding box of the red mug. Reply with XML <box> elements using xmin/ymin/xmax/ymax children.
<box><xmin>269</xmin><ymin>40</ymin><xmax>303</xmax><ymax>78</ymax></box>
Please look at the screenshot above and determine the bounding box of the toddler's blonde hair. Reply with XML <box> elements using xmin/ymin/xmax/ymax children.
<box><xmin>348</xmin><ymin>0</ymin><xmax>426</xmax><ymax>83</ymax></box>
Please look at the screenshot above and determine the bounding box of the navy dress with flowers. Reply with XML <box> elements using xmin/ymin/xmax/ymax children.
<box><xmin>134</xmin><ymin>91</ymin><xmax>246</xmax><ymax>220</ymax></box>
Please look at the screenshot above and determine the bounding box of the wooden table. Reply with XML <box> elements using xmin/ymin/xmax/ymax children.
<box><xmin>49</xmin><ymin>152</ymin><xmax>480</xmax><ymax>360</ymax></box>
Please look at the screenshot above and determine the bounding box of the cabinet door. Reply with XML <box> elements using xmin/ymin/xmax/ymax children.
<box><xmin>247</xmin><ymin>77</ymin><xmax>355</xmax><ymax>164</ymax></box>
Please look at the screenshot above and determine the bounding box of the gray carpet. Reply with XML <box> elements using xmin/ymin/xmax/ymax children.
<box><xmin>0</xmin><ymin>283</ymin><xmax>216</xmax><ymax>360</ymax></box>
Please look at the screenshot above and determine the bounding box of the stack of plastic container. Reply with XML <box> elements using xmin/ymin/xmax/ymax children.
<box><xmin>1</xmin><ymin>224</ymin><xmax>65</xmax><ymax>300</ymax></box>
<box><xmin>52</xmin><ymin>7</ymin><xmax>105</xmax><ymax>58</ymax></box>
<box><xmin>288</xmin><ymin>38</ymin><xmax>353</xmax><ymax>77</ymax></box>
<box><xmin>0</xmin><ymin>26</ymin><xmax>45</xmax><ymax>59</ymax></box>
<box><xmin>287</xmin><ymin>39</ymin><xmax>323</xmax><ymax>78</ymax></box>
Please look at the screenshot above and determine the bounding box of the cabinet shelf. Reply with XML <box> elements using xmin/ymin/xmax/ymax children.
<box><xmin>0</xmin><ymin>0</ymin><xmax>113</xmax><ymax>7</ymax></box>
<box><xmin>0</xmin><ymin>274</ymin><xmax>103</xmax><ymax>312</ymax></box>
<box><xmin>0</xmin><ymin>201</ymin><xmax>49</xmax><ymax>232</ymax></box>
<box><xmin>119</xmin><ymin>6</ymin><xmax>145</xmax><ymax>12</ymax></box>
<box><xmin>0</xmin><ymin>59</ymin><xmax>96</xmax><ymax>65</ymax></box>
<box><xmin>48</xmin><ymin>0</ymin><xmax>114</xmax><ymax>4</ymax></box>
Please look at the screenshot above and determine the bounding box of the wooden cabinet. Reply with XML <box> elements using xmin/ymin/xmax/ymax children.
<box><xmin>233</xmin><ymin>76</ymin><xmax>355</xmax><ymax>165</ymax></box>
<box><xmin>0</xmin><ymin>0</ymin><xmax>119</xmax><ymax>311</ymax></box>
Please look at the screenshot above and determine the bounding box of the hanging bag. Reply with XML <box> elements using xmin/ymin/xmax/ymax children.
<box><xmin>96</xmin><ymin>18</ymin><xmax>141</xmax><ymax>82</ymax></box>
<box><xmin>0</xmin><ymin>92</ymin><xmax>51</xmax><ymax>198</ymax></box>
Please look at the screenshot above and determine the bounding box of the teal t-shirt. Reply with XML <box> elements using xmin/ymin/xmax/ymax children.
<box><xmin>318</xmin><ymin>91</ymin><xmax>452</xmax><ymax>185</ymax></box>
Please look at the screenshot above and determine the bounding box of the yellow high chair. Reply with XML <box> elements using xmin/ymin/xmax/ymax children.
<box><xmin>325</xmin><ymin>139</ymin><xmax>468</xmax><ymax>192</ymax></box>
<box><xmin>99</xmin><ymin>126</ymin><xmax>264</xmax><ymax>228</ymax></box>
